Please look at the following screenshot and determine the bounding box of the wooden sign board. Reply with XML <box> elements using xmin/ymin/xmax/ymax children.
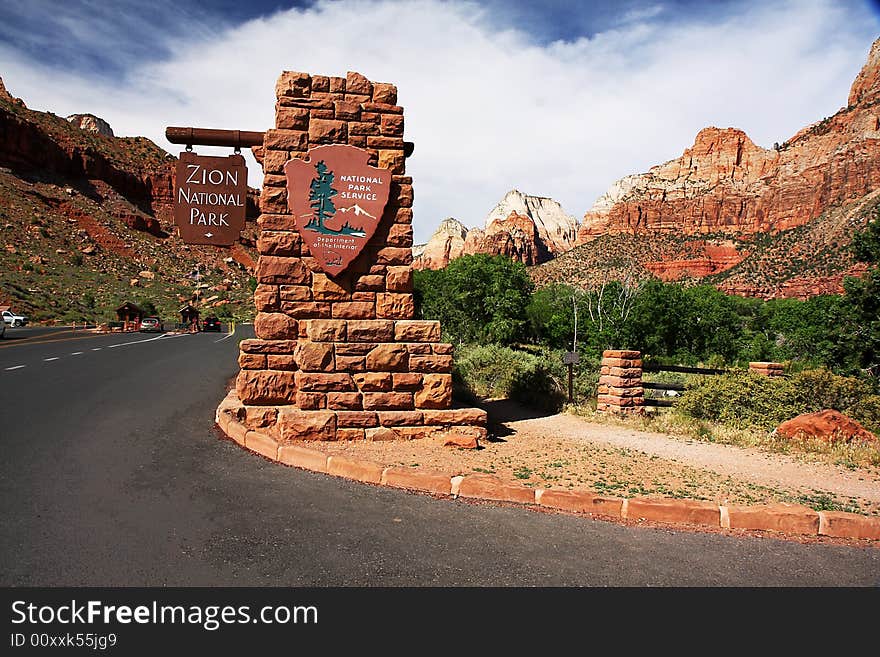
<box><xmin>174</xmin><ymin>151</ymin><xmax>247</xmax><ymax>246</ymax></box>
<box><xmin>285</xmin><ymin>144</ymin><xmax>392</xmax><ymax>276</ymax></box>
<box><xmin>563</xmin><ymin>351</ymin><xmax>580</xmax><ymax>365</ymax></box>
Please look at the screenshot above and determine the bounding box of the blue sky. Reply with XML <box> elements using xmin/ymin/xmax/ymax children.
<box><xmin>0</xmin><ymin>0</ymin><xmax>878</xmax><ymax>242</ymax></box>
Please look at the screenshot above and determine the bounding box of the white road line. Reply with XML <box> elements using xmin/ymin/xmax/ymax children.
<box><xmin>214</xmin><ymin>323</ymin><xmax>237</xmax><ymax>343</ymax></box>
<box><xmin>92</xmin><ymin>348</ymin><xmax>102</xmax><ymax>351</ymax></box>
<box><xmin>4</xmin><ymin>365</ymin><xmax>25</xmax><ymax>371</ymax></box>
<box><xmin>43</xmin><ymin>357</ymin><xmax>60</xmax><ymax>362</ymax></box>
<box><xmin>71</xmin><ymin>351</ymin><xmax>83</xmax><ymax>355</ymax></box>
<box><xmin>106</xmin><ymin>333</ymin><xmax>185</xmax><ymax>349</ymax></box>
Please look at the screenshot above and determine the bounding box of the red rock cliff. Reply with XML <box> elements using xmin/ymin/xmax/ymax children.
<box><xmin>578</xmin><ymin>37</ymin><xmax>880</xmax><ymax>244</ymax></box>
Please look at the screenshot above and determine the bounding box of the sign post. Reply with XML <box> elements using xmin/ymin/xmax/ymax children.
<box><xmin>173</xmin><ymin>151</ymin><xmax>247</xmax><ymax>246</ymax></box>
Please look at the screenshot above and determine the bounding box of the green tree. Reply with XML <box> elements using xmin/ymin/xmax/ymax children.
<box><xmin>625</xmin><ymin>279</ymin><xmax>689</xmax><ymax>358</ymax></box>
<box><xmin>138</xmin><ymin>300</ymin><xmax>158</xmax><ymax>317</ymax></box>
<box><xmin>680</xmin><ymin>285</ymin><xmax>745</xmax><ymax>363</ymax></box>
<box><xmin>756</xmin><ymin>295</ymin><xmax>847</xmax><ymax>368</ymax></box>
<box><xmin>527</xmin><ymin>284</ymin><xmax>582</xmax><ymax>349</ymax></box>
<box><xmin>414</xmin><ymin>254</ymin><xmax>534</xmax><ymax>345</ymax></box>
<box><xmin>582</xmin><ymin>278</ymin><xmax>638</xmax><ymax>352</ymax></box>
<box><xmin>842</xmin><ymin>205</ymin><xmax>880</xmax><ymax>375</ymax></box>
<box><xmin>307</xmin><ymin>160</ymin><xmax>337</xmax><ymax>231</ymax></box>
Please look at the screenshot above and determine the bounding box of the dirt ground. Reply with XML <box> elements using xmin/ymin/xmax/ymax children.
<box><xmin>309</xmin><ymin>400</ymin><xmax>880</xmax><ymax>517</ymax></box>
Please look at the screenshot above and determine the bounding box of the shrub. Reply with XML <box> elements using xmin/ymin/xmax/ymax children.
<box><xmin>675</xmin><ymin>370</ymin><xmax>803</xmax><ymax>429</ymax></box>
<box><xmin>453</xmin><ymin>344</ymin><xmax>566</xmax><ymax>411</ymax></box>
<box><xmin>789</xmin><ymin>369</ymin><xmax>876</xmax><ymax>413</ymax></box>
<box><xmin>847</xmin><ymin>395</ymin><xmax>880</xmax><ymax>434</ymax></box>
<box><xmin>676</xmin><ymin>367</ymin><xmax>880</xmax><ymax>432</ymax></box>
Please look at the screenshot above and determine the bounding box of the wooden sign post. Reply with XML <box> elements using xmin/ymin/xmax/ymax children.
<box><xmin>166</xmin><ymin>127</ymin><xmax>264</xmax><ymax>246</ymax></box>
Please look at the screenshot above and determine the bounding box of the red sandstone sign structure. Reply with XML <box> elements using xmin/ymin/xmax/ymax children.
<box><xmin>224</xmin><ymin>70</ymin><xmax>486</xmax><ymax>445</ymax></box>
<box><xmin>174</xmin><ymin>151</ymin><xmax>247</xmax><ymax>245</ymax></box>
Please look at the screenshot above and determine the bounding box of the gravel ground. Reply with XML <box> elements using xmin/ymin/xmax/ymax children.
<box><xmin>311</xmin><ymin>401</ymin><xmax>880</xmax><ymax>516</ymax></box>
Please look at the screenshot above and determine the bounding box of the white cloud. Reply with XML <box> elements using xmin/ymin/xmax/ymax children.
<box><xmin>0</xmin><ymin>0</ymin><xmax>877</xmax><ymax>243</ymax></box>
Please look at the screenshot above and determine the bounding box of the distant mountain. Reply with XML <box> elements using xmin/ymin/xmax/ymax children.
<box><xmin>485</xmin><ymin>189</ymin><xmax>579</xmax><ymax>255</ymax></box>
<box><xmin>413</xmin><ymin>217</ymin><xmax>468</xmax><ymax>270</ymax></box>
<box><xmin>413</xmin><ymin>190</ymin><xmax>579</xmax><ymax>269</ymax></box>
<box><xmin>0</xmin><ymin>78</ymin><xmax>259</xmax><ymax>324</ymax></box>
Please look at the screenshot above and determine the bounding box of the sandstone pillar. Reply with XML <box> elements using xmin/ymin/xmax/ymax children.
<box><xmin>230</xmin><ymin>71</ymin><xmax>486</xmax><ymax>443</ymax></box>
<box><xmin>749</xmin><ymin>362</ymin><xmax>784</xmax><ymax>377</ymax></box>
<box><xmin>596</xmin><ymin>349</ymin><xmax>644</xmax><ymax>415</ymax></box>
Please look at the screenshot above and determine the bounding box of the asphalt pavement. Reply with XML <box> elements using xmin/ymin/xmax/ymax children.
<box><xmin>1</xmin><ymin>325</ymin><xmax>878</xmax><ymax>586</ymax></box>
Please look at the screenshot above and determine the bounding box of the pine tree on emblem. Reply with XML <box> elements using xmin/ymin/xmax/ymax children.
<box><xmin>307</xmin><ymin>160</ymin><xmax>337</xmax><ymax>231</ymax></box>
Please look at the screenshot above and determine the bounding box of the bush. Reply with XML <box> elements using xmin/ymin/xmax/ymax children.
<box><xmin>676</xmin><ymin>367</ymin><xmax>880</xmax><ymax>432</ymax></box>
<box><xmin>676</xmin><ymin>370</ymin><xmax>802</xmax><ymax>429</ymax></box>
<box><xmin>789</xmin><ymin>369</ymin><xmax>875</xmax><ymax>412</ymax></box>
<box><xmin>453</xmin><ymin>344</ymin><xmax>566</xmax><ymax>412</ymax></box>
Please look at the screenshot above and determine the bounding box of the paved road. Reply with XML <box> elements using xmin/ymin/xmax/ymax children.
<box><xmin>0</xmin><ymin>324</ymin><xmax>89</xmax><ymax>345</ymax></box>
<box><xmin>1</xmin><ymin>326</ymin><xmax>878</xmax><ymax>586</ymax></box>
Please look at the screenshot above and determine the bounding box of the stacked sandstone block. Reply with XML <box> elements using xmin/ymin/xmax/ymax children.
<box><xmin>749</xmin><ymin>362</ymin><xmax>784</xmax><ymax>377</ymax></box>
<box><xmin>596</xmin><ymin>349</ymin><xmax>644</xmax><ymax>415</ymax></box>
<box><xmin>233</xmin><ymin>70</ymin><xmax>486</xmax><ymax>443</ymax></box>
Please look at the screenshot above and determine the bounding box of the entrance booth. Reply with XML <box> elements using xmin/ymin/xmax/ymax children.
<box><xmin>179</xmin><ymin>304</ymin><xmax>200</xmax><ymax>332</ymax></box>
<box><xmin>115</xmin><ymin>301</ymin><xmax>144</xmax><ymax>332</ymax></box>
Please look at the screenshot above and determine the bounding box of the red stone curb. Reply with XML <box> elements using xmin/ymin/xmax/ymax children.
<box><xmin>625</xmin><ymin>497</ymin><xmax>720</xmax><ymax>527</ymax></box>
<box><xmin>726</xmin><ymin>503</ymin><xmax>819</xmax><ymax>535</ymax></box>
<box><xmin>216</xmin><ymin>392</ymin><xmax>880</xmax><ymax>544</ymax></box>
<box><xmin>819</xmin><ymin>510</ymin><xmax>880</xmax><ymax>540</ymax></box>
<box><xmin>457</xmin><ymin>474</ymin><xmax>535</xmax><ymax>504</ymax></box>
<box><xmin>278</xmin><ymin>444</ymin><xmax>329</xmax><ymax>473</ymax></box>
<box><xmin>327</xmin><ymin>455</ymin><xmax>384</xmax><ymax>484</ymax></box>
<box><xmin>382</xmin><ymin>467</ymin><xmax>453</xmax><ymax>495</ymax></box>
<box><xmin>536</xmin><ymin>489</ymin><xmax>624</xmax><ymax>518</ymax></box>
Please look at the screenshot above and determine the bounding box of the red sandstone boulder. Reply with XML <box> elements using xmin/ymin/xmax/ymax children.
<box><xmin>775</xmin><ymin>409</ymin><xmax>876</xmax><ymax>444</ymax></box>
<box><xmin>443</xmin><ymin>433</ymin><xmax>479</xmax><ymax>449</ymax></box>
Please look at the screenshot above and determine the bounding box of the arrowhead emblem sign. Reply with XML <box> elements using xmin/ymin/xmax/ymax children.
<box><xmin>284</xmin><ymin>145</ymin><xmax>392</xmax><ymax>276</ymax></box>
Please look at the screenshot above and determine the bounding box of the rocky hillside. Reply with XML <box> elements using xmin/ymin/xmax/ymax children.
<box><xmin>533</xmin><ymin>192</ymin><xmax>877</xmax><ymax>299</ymax></box>
<box><xmin>0</xmin><ymin>78</ymin><xmax>259</xmax><ymax>324</ymax></box>
<box><xmin>413</xmin><ymin>189</ymin><xmax>578</xmax><ymax>269</ymax></box>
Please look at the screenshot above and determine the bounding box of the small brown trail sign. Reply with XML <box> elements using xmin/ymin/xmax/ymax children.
<box><xmin>174</xmin><ymin>151</ymin><xmax>247</xmax><ymax>246</ymax></box>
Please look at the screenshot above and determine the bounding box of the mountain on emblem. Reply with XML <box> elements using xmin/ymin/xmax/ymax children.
<box><xmin>285</xmin><ymin>145</ymin><xmax>392</xmax><ymax>276</ymax></box>
<box><xmin>337</xmin><ymin>204</ymin><xmax>377</xmax><ymax>220</ymax></box>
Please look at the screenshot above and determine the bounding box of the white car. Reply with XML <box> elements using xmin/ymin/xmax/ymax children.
<box><xmin>2</xmin><ymin>309</ymin><xmax>28</xmax><ymax>327</ymax></box>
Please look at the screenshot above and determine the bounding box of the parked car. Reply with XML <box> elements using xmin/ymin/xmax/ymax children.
<box><xmin>202</xmin><ymin>316</ymin><xmax>222</xmax><ymax>332</ymax></box>
<box><xmin>2</xmin><ymin>309</ymin><xmax>28</xmax><ymax>327</ymax></box>
<box><xmin>139</xmin><ymin>317</ymin><xmax>163</xmax><ymax>333</ymax></box>
<box><xmin>0</xmin><ymin>318</ymin><xmax>5</xmax><ymax>338</ymax></box>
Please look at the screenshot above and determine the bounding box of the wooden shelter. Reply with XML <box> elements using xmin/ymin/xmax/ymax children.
<box><xmin>179</xmin><ymin>304</ymin><xmax>200</xmax><ymax>331</ymax></box>
<box><xmin>115</xmin><ymin>301</ymin><xmax>144</xmax><ymax>331</ymax></box>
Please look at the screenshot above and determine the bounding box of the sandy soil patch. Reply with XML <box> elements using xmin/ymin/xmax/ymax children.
<box><xmin>307</xmin><ymin>400</ymin><xmax>880</xmax><ymax>516</ymax></box>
